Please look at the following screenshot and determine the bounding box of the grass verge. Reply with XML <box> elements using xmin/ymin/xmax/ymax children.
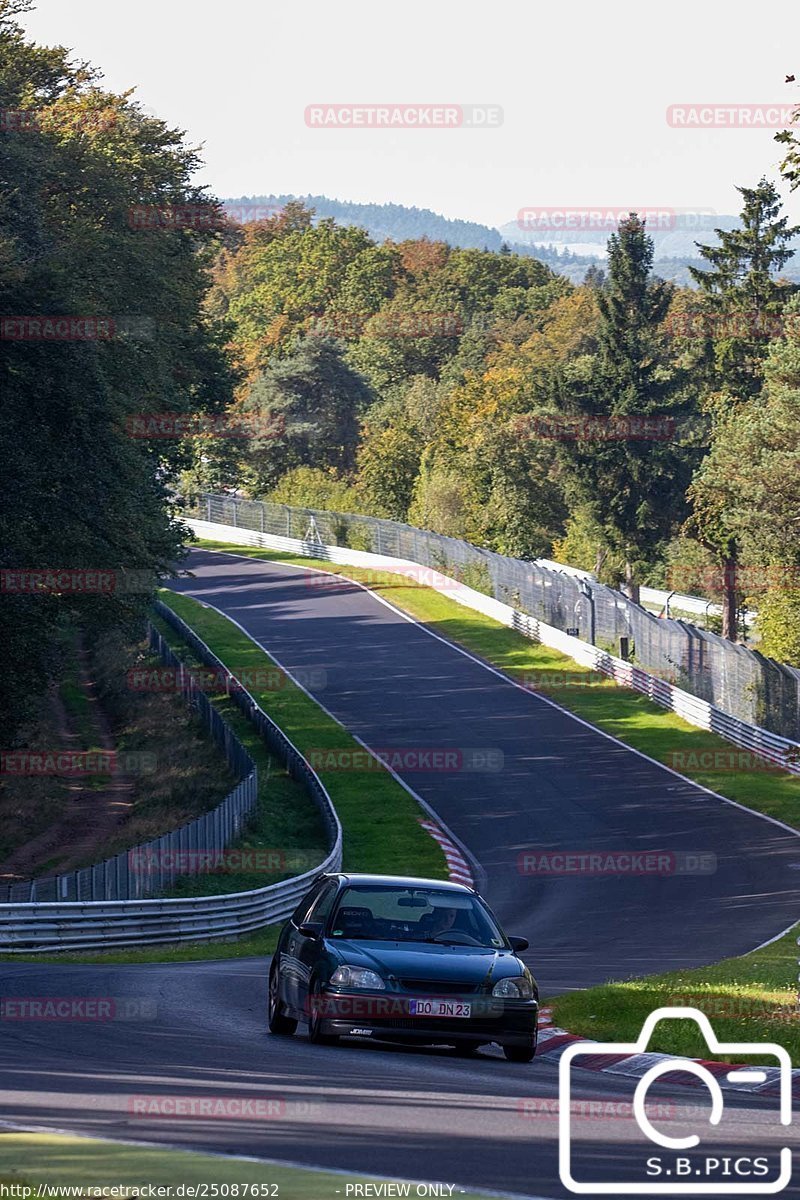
<box><xmin>0</xmin><ymin>1133</ymin><xmax>498</xmax><ymax>1200</ymax></box>
<box><xmin>0</xmin><ymin>587</ymin><xmax>446</xmax><ymax>962</ymax></box>
<box><xmin>0</xmin><ymin>928</ymin><xmax>281</xmax><ymax>965</ymax></box>
<box><xmin>550</xmin><ymin>925</ymin><xmax>800</xmax><ymax>1065</ymax></box>
<box><xmin>149</xmin><ymin>611</ymin><xmax>328</xmax><ymax>897</ymax></box>
<box><xmin>192</xmin><ymin>540</ymin><xmax>800</xmax><ymax>830</ymax></box>
<box><xmin>189</xmin><ymin>540</ymin><xmax>800</xmax><ymax>1062</ymax></box>
<box><xmin>158</xmin><ymin>589</ymin><xmax>445</xmax><ymax>881</ymax></box>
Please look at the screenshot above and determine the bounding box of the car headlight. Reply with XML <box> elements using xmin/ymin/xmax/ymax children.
<box><xmin>492</xmin><ymin>975</ymin><xmax>534</xmax><ymax>999</ymax></box>
<box><xmin>330</xmin><ymin>965</ymin><xmax>386</xmax><ymax>990</ymax></box>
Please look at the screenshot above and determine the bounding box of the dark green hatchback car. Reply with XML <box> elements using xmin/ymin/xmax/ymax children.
<box><xmin>268</xmin><ymin>872</ymin><xmax>539</xmax><ymax>1061</ymax></box>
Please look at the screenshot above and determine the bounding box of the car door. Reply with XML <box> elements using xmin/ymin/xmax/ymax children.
<box><xmin>294</xmin><ymin>879</ymin><xmax>340</xmax><ymax>1019</ymax></box>
<box><xmin>281</xmin><ymin>881</ymin><xmax>327</xmax><ymax>1012</ymax></box>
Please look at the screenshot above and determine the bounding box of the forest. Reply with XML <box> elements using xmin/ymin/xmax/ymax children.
<box><xmin>190</xmin><ymin>184</ymin><xmax>800</xmax><ymax>666</ymax></box>
<box><xmin>4</xmin><ymin>0</ymin><xmax>800</xmax><ymax>757</ymax></box>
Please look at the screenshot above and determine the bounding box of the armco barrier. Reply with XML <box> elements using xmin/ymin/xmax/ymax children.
<box><xmin>0</xmin><ymin>601</ymin><xmax>342</xmax><ymax>952</ymax></box>
<box><xmin>184</xmin><ymin>515</ymin><xmax>800</xmax><ymax>777</ymax></box>
<box><xmin>0</xmin><ymin>617</ymin><xmax>257</xmax><ymax>905</ymax></box>
<box><xmin>189</xmin><ymin>493</ymin><xmax>800</xmax><ymax>739</ymax></box>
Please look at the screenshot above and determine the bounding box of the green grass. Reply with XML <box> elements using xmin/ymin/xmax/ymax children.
<box><xmin>159</xmin><ymin>589</ymin><xmax>446</xmax><ymax>880</ymax></box>
<box><xmin>0</xmin><ymin>1133</ymin><xmax>499</xmax><ymax>1200</ymax></box>
<box><xmin>189</xmin><ymin>540</ymin><xmax>800</xmax><ymax>1060</ymax></box>
<box><xmin>193</xmin><ymin>539</ymin><xmax>800</xmax><ymax>830</ymax></box>
<box><xmin>1</xmin><ymin>591</ymin><xmax>446</xmax><ymax>963</ymax></box>
<box><xmin>0</xmin><ymin>927</ymin><xmax>280</xmax><ymax>965</ymax></box>
<box><xmin>550</xmin><ymin>925</ymin><xmax>800</xmax><ymax>1065</ymax></box>
<box><xmin>150</xmin><ymin>612</ymin><xmax>328</xmax><ymax>897</ymax></box>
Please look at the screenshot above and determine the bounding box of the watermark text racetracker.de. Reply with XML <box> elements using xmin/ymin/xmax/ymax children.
<box><xmin>665</xmin><ymin>749</ymin><xmax>791</xmax><ymax>775</ymax></box>
<box><xmin>128</xmin><ymin>847</ymin><xmax>320</xmax><ymax>875</ymax></box>
<box><xmin>517</xmin><ymin>206</ymin><xmax>678</xmax><ymax>232</ymax></box>
<box><xmin>127</xmin><ymin>1094</ymin><xmax>323</xmax><ymax>1120</ymax></box>
<box><xmin>0</xmin><ymin>750</ymin><xmax>156</xmax><ymax>776</ymax></box>
<box><xmin>124</xmin><ymin>413</ymin><xmax>285</xmax><ymax>440</ymax></box>
<box><xmin>0</xmin><ymin>996</ymin><xmax>156</xmax><ymax>1021</ymax></box>
<box><xmin>0</xmin><ymin>568</ymin><xmax>155</xmax><ymax>595</ymax></box>
<box><xmin>0</xmin><ymin>109</ymin><xmax>118</xmax><ymax>133</ymax></box>
<box><xmin>127</xmin><ymin>664</ymin><xmax>327</xmax><ymax>693</ymax></box>
<box><xmin>303</xmin><ymin>566</ymin><xmax>464</xmax><ymax>592</ymax></box>
<box><xmin>518</xmin><ymin>849</ymin><xmax>717</xmax><ymax>876</ymax></box>
<box><xmin>667</xmin><ymin>103</ymin><xmax>798</xmax><ymax>128</ymax></box>
<box><xmin>0</xmin><ymin>1188</ymin><xmax>279</xmax><ymax>1199</ymax></box>
<box><xmin>305</xmin><ymin>104</ymin><xmax>502</xmax><ymax>129</ymax></box>
<box><xmin>307</xmin><ymin>747</ymin><xmax>504</xmax><ymax>773</ymax></box>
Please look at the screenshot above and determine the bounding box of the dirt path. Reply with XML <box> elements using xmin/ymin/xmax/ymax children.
<box><xmin>0</xmin><ymin>637</ymin><xmax>134</xmax><ymax>885</ymax></box>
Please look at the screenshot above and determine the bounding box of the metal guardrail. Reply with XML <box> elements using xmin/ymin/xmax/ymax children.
<box><xmin>0</xmin><ymin>601</ymin><xmax>342</xmax><ymax>952</ymax></box>
<box><xmin>0</xmin><ymin>619</ymin><xmax>257</xmax><ymax>905</ymax></box>
<box><xmin>184</xmin><ymin>508</ymin><xmax>800</xmax><ymax>778</ymax></box>
<box><xmin>189</xmin><ymin>493</ymin><xmax>800</xmax><ymax>741</ymax></box>
<box><xmin>536</xmin><ymin>558</ymin><xmax>758</xmax><ymax>626</ymax></box>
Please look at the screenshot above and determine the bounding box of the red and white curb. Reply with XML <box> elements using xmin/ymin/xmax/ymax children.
<box><xmin>418</xmin><ymin>822</ymin><xmax>797</xmax><ymax>1102</ymax></box>
<box><xmin>419</xmin><ymin>819</ymin><xmax>474</xmax><ymax>887</ymax></box>
<box><xmin>535</xmin><ymin>1023</ymin><xmax>800</xmax><ymax>1099</ymax></box>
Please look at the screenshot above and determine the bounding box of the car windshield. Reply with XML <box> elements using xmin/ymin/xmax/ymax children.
<box><xmin>328</xmin><ymin>886</ymin><xmax>507</xmax><ymax>947</ymax></box>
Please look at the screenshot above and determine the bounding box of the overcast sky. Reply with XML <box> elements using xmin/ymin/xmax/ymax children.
<box><xmin>19</xmin><ymin>0</ymin><xmax>800</xmax><ymax>228</ymax></box>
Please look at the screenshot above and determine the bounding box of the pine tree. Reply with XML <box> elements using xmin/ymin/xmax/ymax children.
<box><xmin>689</xmin><ymin>177</ymin><xmax>798</xmax><ymax>400</ymax></box>
<box><xmin>553</xmin><ymin>216</ymin><xmax>700</xmax><ymax>603</ymax></box>
<box><xmin>684</xmin><ymin>179</ymin><xmax>798</xmax><ymax>637</ymax></box>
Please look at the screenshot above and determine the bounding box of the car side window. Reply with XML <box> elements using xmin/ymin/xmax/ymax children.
<box><xmin>290</xmin><ymin>881</ymin><xmax>325</xmax><ymax>927</ymax></box>
<box><xmin>305</xmin><ymin>881</ymin><xmax>338</xmax><ymax>927</ymax></box>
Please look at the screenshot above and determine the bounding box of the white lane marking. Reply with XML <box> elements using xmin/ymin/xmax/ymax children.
<box><xmin>172</xmin><ymin>563</ymin><xmax>485</xmax><ymax>891</ymax></box>
<box><xmin>0</xmin><ymin>1120</ymin><xmax>553</xmax><ymax>1200</ymax></box>
<box><xmin>748</xmin><ymin>918</ymin><xmax>800</xmax><ymax>953</ymax></box>
<box><xmin>187</xmin><ymin>546</ymin><xmax>800</xmax><ymax>843</ymax></box>
<box><xmin>181</xmin><ymin>548</ymin><xmax>800</xmax><ymax>942</ymax></box>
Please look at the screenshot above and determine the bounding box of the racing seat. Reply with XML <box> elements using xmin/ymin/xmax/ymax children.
<box><xmin>335</xmin><ymin>906</ymin><xmax>375</xmax><ymax>938</ymax></box>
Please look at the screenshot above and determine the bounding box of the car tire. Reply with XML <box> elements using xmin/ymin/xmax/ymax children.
<box><xmin>268</xmin><ymin>967</ymin><xmax>297</xmax><ymax>1035</ymax></box>
<box><xmin>308</xmin><ymin>982</ymin><xmax>340</xmax><ymax>1046</ymax></box>
<box><xmin>503</xmin><ymin>1036</ymin><xmax>537</xmax><ymax>1063</ymax></box>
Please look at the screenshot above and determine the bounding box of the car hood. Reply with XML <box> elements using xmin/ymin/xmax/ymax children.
<box><xmin>324</xmin><ymin>939</ymin><xmax>528</xmax><ymax>986</ymax></box>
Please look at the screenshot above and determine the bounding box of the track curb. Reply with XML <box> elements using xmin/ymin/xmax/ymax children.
<box><xmin>536</xmin><ymin>1024</ymin><xmax>800</xmax><ymax>1099</ymax></box>
<box><xmin>419</xmin><ymin>819</ymin><xmax>475</xmax><ymax>887</ymax></box>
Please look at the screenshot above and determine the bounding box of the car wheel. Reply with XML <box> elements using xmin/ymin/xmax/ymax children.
<box><xmin>268</xmin><ymin>967</ymin><xmax>297</xmax><ymax>1035</ymax></box>
<box><xmin>308</xmin><ymin>982</ymin><xmax>340</xmax><ymax>1046</ymax></box>
<box><xmin>503</xmin><ymin>1036</ymin><xmax>537</xmax><ymax>1063</ymax></box>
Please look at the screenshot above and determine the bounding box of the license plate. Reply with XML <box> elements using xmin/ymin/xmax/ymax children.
<box><xmin>408</xmin><ymin>998</ymin><xmax>472</xmax><ymax>1018</ymax></box>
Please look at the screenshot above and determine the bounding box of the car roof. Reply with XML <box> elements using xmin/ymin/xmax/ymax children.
<box><xmin>327</xmin><ymin>872</ymin><xmax>474</xmax><ymax>894</ymax></box>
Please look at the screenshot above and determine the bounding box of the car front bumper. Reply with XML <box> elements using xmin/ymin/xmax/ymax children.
<box><xmin>313</xmin><ymin>989</ymin><xmax>539</xmax><ymax>1046</ymax></box>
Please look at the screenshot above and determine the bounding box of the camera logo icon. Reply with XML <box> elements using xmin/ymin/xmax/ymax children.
<box><xmin>559</xmin><ymin>1007</ymin><xmax>792</xmax><ymax>1194</ymax></box>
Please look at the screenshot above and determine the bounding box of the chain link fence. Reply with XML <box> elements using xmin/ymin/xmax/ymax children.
<box><xmin>1</xmin><ymin>613</ymin><xmax>257</xmax><ymax>904</ymax></box>
<box><xmin>189</xmin><ymin>492</ymin><xmax>800</xmax><ymax>740</ymax></box>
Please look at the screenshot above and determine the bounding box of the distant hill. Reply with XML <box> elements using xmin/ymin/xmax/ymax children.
<box><xmin>222</xmin><ymin>195</ymin><xmax>800</xmax><ymax>286</ymax></box>
<box><xmin>223</xmin><ymin>194</ymin><xmax>505</xmax><ymax>251</ymax></box>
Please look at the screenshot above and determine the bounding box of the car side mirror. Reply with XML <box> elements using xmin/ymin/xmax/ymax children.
<box><xmin>298</xmin><ymin>921</ymin><xmax>323</xmax><ymax>940</ymax></box>
<box><xmin>508</xmin><ymin>935</ymin><xmax>529</xmax><ymax>952</ymax></box>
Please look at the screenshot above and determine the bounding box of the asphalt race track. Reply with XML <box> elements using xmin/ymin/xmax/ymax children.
<box><xmin>1</xmin><ymin>546</ymin><xmax>797</xmax><ymax>1198</ymax></box>
<box><xmin>168</xmin><ymin>549</ymin><xmax>799</xmax><ymax>989</ymax></box>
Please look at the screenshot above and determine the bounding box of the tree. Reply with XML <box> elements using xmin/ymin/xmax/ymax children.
<box><xmin>267</xmin><ymin>466</ymin><xmax>364</xmax><ymax>512</ymax></box>
<box><xmin>0</xmin><ymin>0</ymin><xmax>230</xmax><ymax>739</ymax></box>
<box><xmin>237</xmin><ymin>337</ymin><xmax>374</xmax><ymax>493</ymax></box>
<box><xmin>689</xmin><ymin>178</ymin><xmax>798</xmax><ymax>400</ymax></box>
<box><xmin>682</xmin><ymin>180</ymin><xmax>798</xmax><ymax>636</ymax></box>
<box><xmin>355</xmin><ymin>378</ymin><xmax>438</xmax><ymax>519</ymax></box>
<box><xmin>686</xmin><ymin>295</ymin><xmax>800</xmax><ymax>654</ymax></box>
<box><xmin>551</xmin><ymin>216</ymin><xmax>700</xmax><ymax>602</ymax></box>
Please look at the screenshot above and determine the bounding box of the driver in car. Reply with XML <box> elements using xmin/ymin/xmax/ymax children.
<box><xmin>420</xmin><ymin>905</ymin><xmax>459</xmax><ymax>939</ymax></box>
